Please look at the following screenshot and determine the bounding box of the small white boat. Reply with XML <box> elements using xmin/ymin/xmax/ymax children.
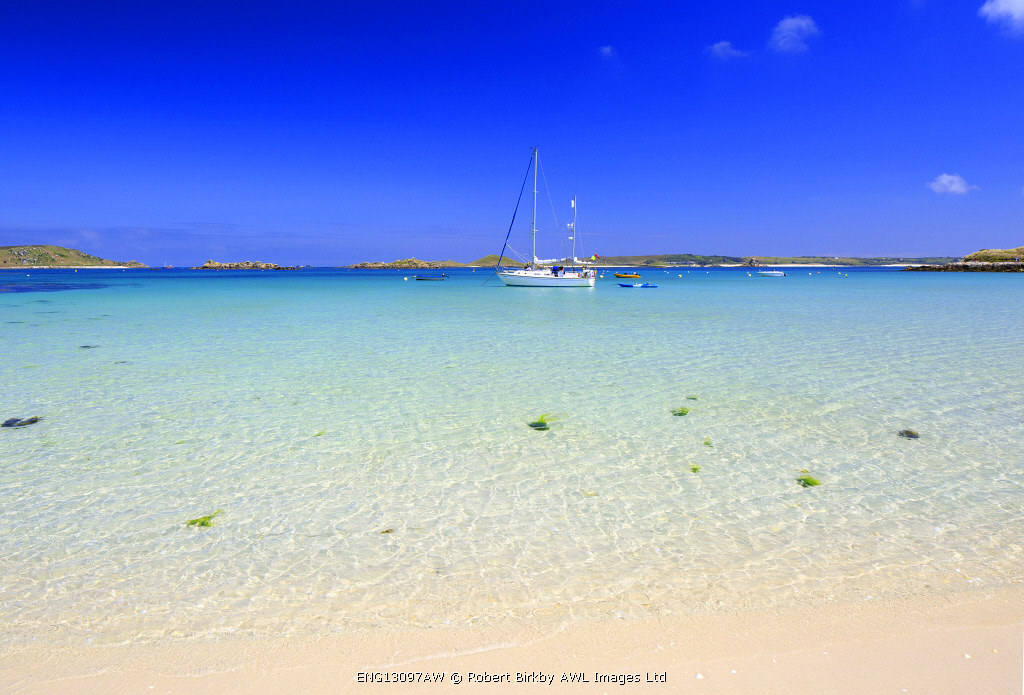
<box><xmin>495</xmin><ymin>148</ymin><xmax>596</xmax><ymax>288</ymax></box>
<box><xmin>758</xmin><ymin>270</ymin><xmax>787</xmax><ymax>277</ymax></box>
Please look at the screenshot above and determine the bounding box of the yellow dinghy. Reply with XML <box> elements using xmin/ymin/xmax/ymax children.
<box><xmin>614</xmin><ymin>272</ymin><xmax>641</xmax><ymax>278</ymax></box>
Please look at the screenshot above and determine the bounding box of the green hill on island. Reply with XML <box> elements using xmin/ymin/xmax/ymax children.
<box><xmin>0</xmin><ymin>245</ymin><xmax>147</xmax><ymax>268</ymax></box>
<box><xmin>467</xmin><ymin>254</ymin><xmax>526</xmax><ymax>267</ymax></box>
<box><xmin>964</xmin><ymin>246</ymin><xmax>1024</xmax><ymax>262</ymax></box>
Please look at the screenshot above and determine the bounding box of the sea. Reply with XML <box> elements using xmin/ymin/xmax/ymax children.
<box><xmin>1</xmin><ymin>266</ymin><xmax>1021</xmax><ymax>647</ymax></box>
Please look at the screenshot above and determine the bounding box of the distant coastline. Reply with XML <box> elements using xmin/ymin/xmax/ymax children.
<box><xmin>348</xmin><ymin>246</ymin><xmax>1019</xmax><ymax>270</ymax></box>
<box><xmin>344</xmin><ymin>253</ymin><xmax>962</xmax><ymax>269</ymax></box>
<box><xmin>7</xmin><ymin>244</ymin><xmax>1023</xmax><ymax>271</ymax></box>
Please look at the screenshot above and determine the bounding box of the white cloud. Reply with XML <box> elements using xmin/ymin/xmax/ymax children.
<box><xmin>600</xmin><ymin>45</ymin><xmax>616</xmax><ymax>58</ymax></box>
<box><xmin>927</xmin><ymin>173</ymin><xmax>977</xmax><ymax>194</ymax></box>
<box><xmin>706</xmin><ymin>41</ymin><xmax>749</xmax><ymax>59</ymax></box>
<box><xmin>769</xmin><ymin>15</ymin><xmax>821</xmax><ymax>52</ymax></box>
<box><xmin>979</xmin><ymin>0</ymin><xmax>1024</xmax><ymax>31</ymax></box>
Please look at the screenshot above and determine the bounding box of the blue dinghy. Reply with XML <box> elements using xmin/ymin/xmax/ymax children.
<box><xmin>618</xmin><ymin>283</ymin><xmax>658</xmax><ymax>288</ymax></box>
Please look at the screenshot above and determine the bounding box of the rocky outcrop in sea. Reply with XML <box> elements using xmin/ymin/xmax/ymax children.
<box><xmin>347</xmin><ymin>258</ymin><xmax>459</xmax><ymax>269</ymax></box>
<box><xmin>902</xmin><ymin>262</ymin><xmax>1024</xmax><ymax>272</ymax></box>
<box><xmin>194</xmin><ymin>260</ymin><xmax>298</xmax><ymax>270</ymax></box>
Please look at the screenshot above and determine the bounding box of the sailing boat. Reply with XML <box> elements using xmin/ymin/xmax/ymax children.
<box><xmin>496</xmin><ymin>148</ymin><xmax>596</xmax><ymax>287</ymax></box>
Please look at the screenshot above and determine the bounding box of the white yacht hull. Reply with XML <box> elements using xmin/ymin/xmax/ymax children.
<box><xmin>497</xmin><ymin>270</ymin><xmax>596</xmax><ymax>287</ymax></box>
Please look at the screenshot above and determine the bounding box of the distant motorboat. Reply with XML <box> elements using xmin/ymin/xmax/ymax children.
<box><xmin>414</xmin><ymin>274</ymin><xmax>447</xmax><ymax>281</ymax></box>
<box><xmin>614</xmin><ymin>272</ymin><xmax>641</xmax><ymax>278</ymax></box>
<box><xmin>758</xmin><ymin>270</ymin><xmax>787</xmax><ymax>277</ymax></box>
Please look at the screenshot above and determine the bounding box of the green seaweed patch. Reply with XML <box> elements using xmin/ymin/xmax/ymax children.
<box><xmin>796</xmin><ymin>470</ymin><xmax>820</xmax><ymax>488</ymax></box>
<box><xmin>381</xmin><ymin>528</ymin><xmax>394</xmax><ymax>534</ymax></box>
<box><xmin>691</xmin><ymin>464</ymin><xmax>701</xmax><ymax>473</ymax></box>
<box><xmin>186</xmin><ymin>510</ymin><xmax>223</xmax><ymax>527</ymax></box>
<box><xmin>671</xmin><ymin>407</ymin><xmax>690</xmax><ymax>416</ymax></box>
<box><xmin>314</xmin><ymin>430</ymin><xmax>325</xmax><ymax>437</ymax></box>
<box><xmin>528</xmin><ymin>413</ymin><xmax>561</xmax><ymax>431</ymax></box>
<box><xmin>897</xmin><ymin>429</ymin><xmax>920</xmax><ymax>439</ymax></box>
<box><xmin>686</xmin><ymin>396</ymin><xmax>699</xmax><ymax>401</ymax></box>
<box><xmin>703</xmin><ymin>436</ymin><xmax>713</xmax><ymax>447</ymax></box>
<box><xmin>2</xmin><ymin>416</ymin><xmax>42</xmax><ymax>428</ymax></box>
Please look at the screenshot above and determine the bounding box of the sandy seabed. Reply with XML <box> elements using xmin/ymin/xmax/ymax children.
<box><xmin>1</xmin><ymin>586</ymin><xmax>1019</xmax><ymax>695</ymax></box>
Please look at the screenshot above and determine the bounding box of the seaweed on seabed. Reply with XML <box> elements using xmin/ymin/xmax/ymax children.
<box><xmin>527</xmin><ymin>414</ymin><xmax>559</xmax><ymax>431</ymax></box>
<box><xmin>186</xmin><ymin>510</ymin><xmax>223</xmax><ymax>527</ymax></box>
<box><xmin>897</xmin><ymin>429</ymin><xmax>920</xmax><ymax>439</ymax></box>
<box><xmin>703</xmin><ymin>436</ymin><xmax>713</xmax><ymax>447</ymax></box>
<box><xmin>690</xmin><ymin>464</ymin><xmax>701</xmax><ymax>473</ymax></box>
<box><xmin>671</xmin><ymin>407</ymin><xmax>690</xmax><ymax>416</ymax></box>
<box><xmin>796</xmin><ymin>470</ymin><xmax>820</xmax><ymax>488</ymax></box>
<box><xmin>686</xmin><ymin>396</ymin><xmax>698</xmax><ymax>401</ymax></box>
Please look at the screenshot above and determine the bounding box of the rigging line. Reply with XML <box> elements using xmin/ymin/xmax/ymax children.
<box><xmin>483</xmin><ymin>152</ymin><xmax>534</xmax><ymax>286</ymax></box>
<box><xmin>505</xmin><ymin>244</ymin><xmax>528</xmax><ymax>261</ymax></box>
<box><xmin>538</xmin><ymin>157</ymin><xmax>565</xmax><ymax>263</ymax></box>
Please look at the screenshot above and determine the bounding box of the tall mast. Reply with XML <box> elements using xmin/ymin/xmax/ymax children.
<box><xmin>531</xmin><ymin>147</ymin><xmax>538</xmax><ymax>264</ymax></box>
<box><xmin>570</xmin><ymin>196</ymin><xmax>577</xmax><ymax>264</ymax></box>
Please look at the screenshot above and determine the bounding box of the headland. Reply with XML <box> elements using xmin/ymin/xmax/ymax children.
<box><xmin>0</xmin><ymin>245</ymin><xmax>147</xmax><ymax>268</ymax></box>
<box><xmin>902</xmin><ymin>245</ymin><xmax>1024</xmax><ymax>271</ymax></box>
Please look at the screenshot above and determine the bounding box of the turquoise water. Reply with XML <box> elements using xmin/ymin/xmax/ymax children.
<box><xmin>1</xmin><ymin>267</ymin><xmax>1022</xmax><ymax>646</ymax></box>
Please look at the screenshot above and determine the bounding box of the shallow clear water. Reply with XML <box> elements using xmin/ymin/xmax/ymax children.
<box><xmin>1</xmin><ymin>267</ymin><xmax>1022</xmax><ymax>646</ymax></box>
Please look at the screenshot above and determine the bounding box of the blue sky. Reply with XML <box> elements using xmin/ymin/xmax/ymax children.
<box><xmin>1</xmin><ymin>0</ymin><xmax>1022</xmax><ymax>265</ymax></box>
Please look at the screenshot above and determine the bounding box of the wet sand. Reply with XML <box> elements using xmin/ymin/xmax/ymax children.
<box><xmin>2</xmin><ymin>586</ymin><xmax>1019</xmax><ymax>694</ymax></box>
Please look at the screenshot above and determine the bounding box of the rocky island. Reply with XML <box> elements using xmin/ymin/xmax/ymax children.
<box><xmin>903</xmin><ymin>261</ymin><xmax>1024</xmax><ymax>272</ymax></box>
<box><xmin>193</xmin><ymin>260</ymin><xmax>299</xmax><ymax>270</ymax></box>
<box><xmin>347</xmin><ymin>258</ymin><xmax>466</xmax><ymax>269</ymax></box>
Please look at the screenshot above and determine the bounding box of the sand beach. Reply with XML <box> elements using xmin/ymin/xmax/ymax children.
<box><xmin>1</xmin><ymin>586</ymin><xmax>1019</xmax><ymax>694</ymax></box>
